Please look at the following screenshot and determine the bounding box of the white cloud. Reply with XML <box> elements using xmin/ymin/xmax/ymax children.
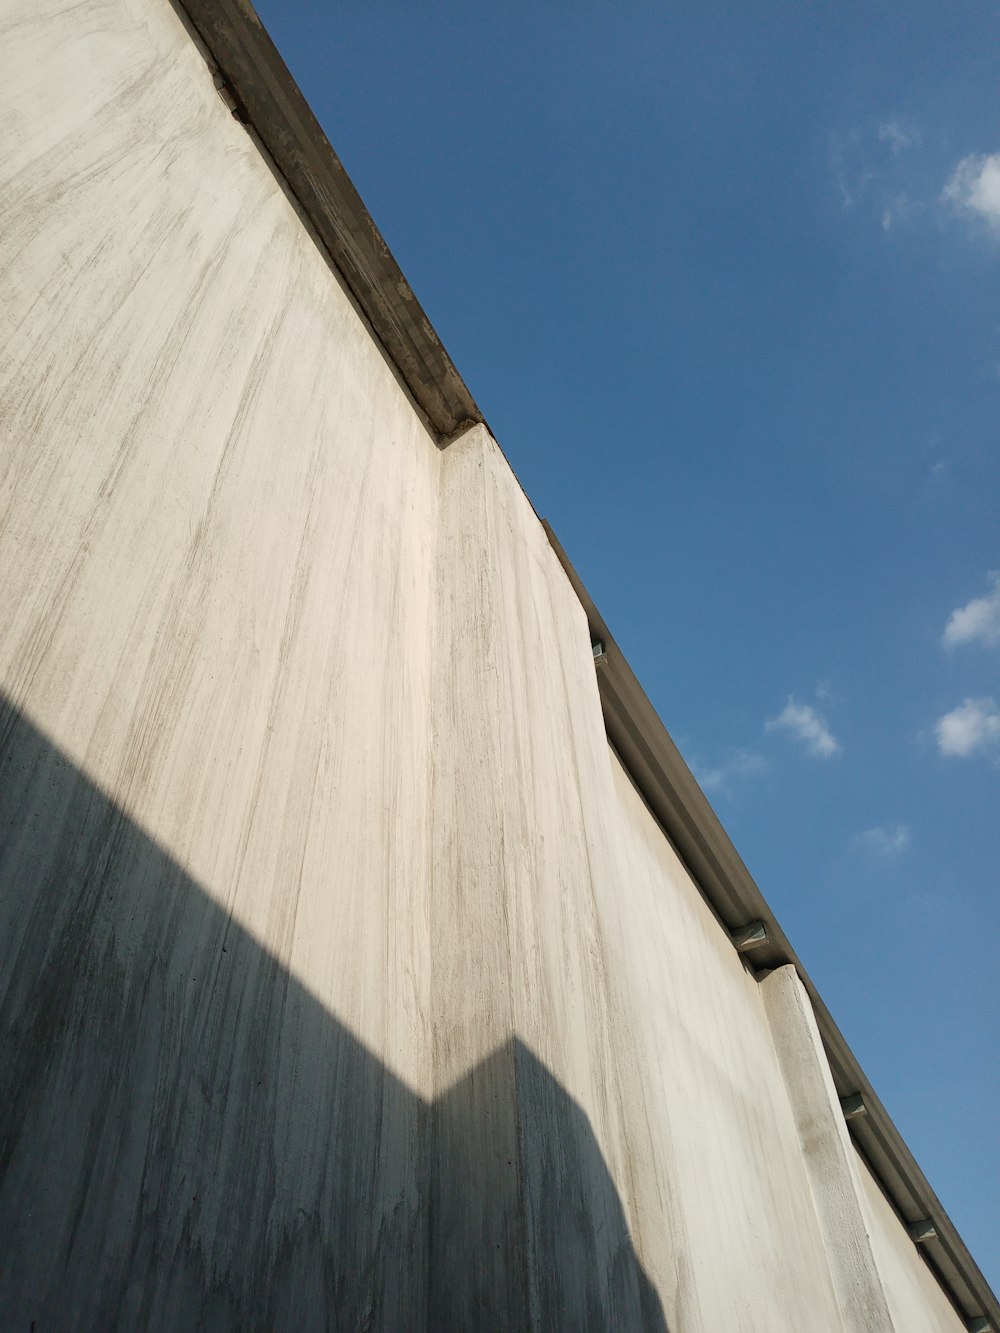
<box><xmin>828</xmin><ymin>131</ymin><xmax>858</xmax><ymax>210</ymax></box>
<box><xmin>830</xmin><ymin>123</ymin><xmax>924</xmax><ymax>234</ymax></box>
<box><xmin>943</xmin><ymin>571</ymin><xmax>1000</xmax><ymax>649</ymax></box>
<box><xmin>853</xmin><ymin>824</ymin><xmax>911</xmax><ymax>857</ymax></box>
<box><xmin>880</xmin><ymin>193</ymin><xmax>913</xmax><ymax>234</ymax></box>
<box><xmin>935</xmin><ymin>697</ymin><xmax>1000</xmax><ymax>760</ymax></box>
<box><xmin>878</xmin><ymin>119</ymin><xmax>919</xmax><ymax>154</ymax></box>
<box><xmin>766</xmin><ymin>697</ymin><xmax>841</xmax><ymax>758</ymax></box>
<box><xmin>696</xmin><ymin>748</ymin><xmax>768</xmax><ymax>797</ymax></box>
<box><xmin>943</xmin><ymin>153</ymin><xmax>1000</xmax><ymax>230</ymax></box>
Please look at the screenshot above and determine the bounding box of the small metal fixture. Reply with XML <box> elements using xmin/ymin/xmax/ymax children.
<box><xmin>907</xmin><ymin>1218</ymin><xmax>937</xmax><ymax>1244</ymax></box>
<box><xmin>730</xmin><ymin>920</ymin><xmax>768</xmax><ymax>953</ymax></box>
<box><xmin>213</xmin><ymin>72</ymin><xmax>248</xmax><ymax>122</ymax></box>
<box><xmin>592</xmin><ymin>640</ymin><xmax>607</xmax><ymax>668</ymax></box>
<box><xmin>840</xmin><ymin>1092</ymin><xmax>867</xmax><ymax>1121</ymax></box>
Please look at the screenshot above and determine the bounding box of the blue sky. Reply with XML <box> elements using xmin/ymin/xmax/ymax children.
<box><xmin>254</xmin><ymin>0</ymin><xmax>999</xmax><ymax>1289</ymax></box>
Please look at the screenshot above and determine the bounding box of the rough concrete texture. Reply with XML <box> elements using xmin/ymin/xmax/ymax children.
<box><xmin>760</xmin><ymin>966</ymin><xmax>895</xmax><ymax>1330</ymax></box>
<box><xmin>855</xmin><ymin>1151</ymin><xmax>969</xmax><ymax>1333</ymax></box>
<box><xmin>602</xmin><ymin>750</ymin><xmax>845</xmax><ymax>1330</ymax></box>
<box><xmin>0</xmin><ymin>0</ymin><xmax>974</xmax><ymax>1329</ymax></box>
<box><xmin>1</xmin><ymin>0</ymin><xmax>439</xmax><ymax>1322</ymax></box>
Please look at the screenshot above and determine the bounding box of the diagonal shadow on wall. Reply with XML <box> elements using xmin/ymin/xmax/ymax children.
<box><xmin>0</xmin><ymin>693</ymin><xmax>667</xmax><ymax>1331</ymax></box>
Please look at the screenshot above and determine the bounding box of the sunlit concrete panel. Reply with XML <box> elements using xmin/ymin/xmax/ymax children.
<box><xmin>430</xmin><ymin>425</ymin><xmax>660</xmax><ymax>1328</ymax></box>
<box><xmin>0</xmin><ymin>0</ymin><xmax>439</xmax><ymax>1323</ymax></box>
<box><xmin>855</xmin><ymin>1150</ymin><xmax>969</xmax><ymax>1333</ymax></box>
<box><xmin>601</xmin><ymin>750</ymin><xmax>845</xmax><ymax>1331</ymax></box>
<box><xmin>760</xmin><ymin>965</ymin><xmax>894</xmax><ymax>1330</ymax></box>
<box><xmin>0</xmin><ymin>0</ymin><xmax>440</xmax><ymax>1073</ymax></box>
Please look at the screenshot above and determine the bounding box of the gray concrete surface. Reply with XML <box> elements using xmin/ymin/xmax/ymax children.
<box><xmin>760</xmin><ymin>966</ymin><xmax>897</xmax><ymax>1331</ymax></box>
<box><xmin>0</xmin><ymin>1</ymin><xmax>985</xmax><ymax>1328</ymax></box>
<box><xmin>856</xmin><ymin>1147</ymin><xmax>971</xmax><ymax>1333</ymax></box>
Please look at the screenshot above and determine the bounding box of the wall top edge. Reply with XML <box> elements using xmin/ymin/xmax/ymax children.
<box><xmin>542</xmin><ymin>521</ymin><xmax>1000</xmax><ymax>1330</ymax></box>
<box><xmin>172</xmin><ymin>0</ymin><xmax>483</xmax><ymax>440</ymax></box>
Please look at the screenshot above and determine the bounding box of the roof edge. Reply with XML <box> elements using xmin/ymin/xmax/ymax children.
<box><xmin>173</xmin><ymin>0</ymin><xmax>483</xmax><ymax>440</ymax></box>
<box><xmin>543</xmin><ymin>521</ymin><xmax>999</xmax><ymax>1332</ymax></box>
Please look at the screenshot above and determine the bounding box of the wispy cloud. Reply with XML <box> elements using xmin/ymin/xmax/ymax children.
<box><xmin>935</xmin><ymin>697</ymin><xmax>1000</xmax><ymax>760</ymax></box>
<box><xmin>828</xmin><ymin>128</ymin><xmax>875</xmax><ymax>212</ymax></box>
<box><xmin>829</xmin><ymin>118</ymin><xmax>923</xmax><ymax>231</ymax></box>
<box><xmin>878</xmin><ymin>118</ymin><xmax>919</xmax><ymax>154</ymax></box>
<box><xmin>853</xmin><ymin>824</ymin><xmax>911</xmax><ymax>858</ymax></box>
<box><xmin>943</xmin><ymin>153</ymin><xmax>1000</xmax><ymax>232</ymax></box>
<box><xmin>881</xmin><ymin>193</ymin><xmax>912</xmax><ymax>232</ymax></box>
<box><xmin>766</xmin><ymin>697</ymin><xmax>841</xmax><ymax>758</ymax></box>
<box><xmin>695</xmin><ymin>748</ymin><xmax>768</xmax><ymax>797</ymax></box>
<box><xmin>943</xmin><ymin>572</ymin><xmax>1000</xmax><ymax>649</ymax></box>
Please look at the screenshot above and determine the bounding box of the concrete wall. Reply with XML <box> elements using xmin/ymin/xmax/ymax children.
<box><xmin>0</xmin><ymin>1</ymin><xmax>969</xmax><ymax>1329</ymax></box>
<box><xmin>1</xmin><ymin>0</ymin><xmax>440</xmax><ymax>1323</ymax></box>
<box><xmin>857</xmin><ymin>1152</ymin><xmax>968</xmax><ymax>1333</ymax></box>
<box><xmin>602</xmin><ymin>756</ymin><xmax>844</xmax><ymax>1330</ymax></box>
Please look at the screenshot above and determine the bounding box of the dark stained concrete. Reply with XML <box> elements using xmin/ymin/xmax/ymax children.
<box><xmin>0</xmin><ymin>695</ymin><xmax>666</xmax><ymax>1330</ymax></box>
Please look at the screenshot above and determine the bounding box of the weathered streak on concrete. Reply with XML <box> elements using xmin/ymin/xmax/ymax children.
<box><xmin>761</xmin><ymin>966</ymin><xmax>895</xmax><ymax>1331</ymax></box>
<box><xmin>0</xmin><ymin>703</ymin><xmax>433</xmax><ymax>1329</ymax></box>
<box><xmin>1</xmin><ymin>0</ymin><xmax>440</xmax><ymax>1321</ymax></box>
<box><xmin>171</xmin><ymin>0</ymin><xmax>482</xmax><ymax>437</ymax></box>
<box><xmin>0</xmin><ymin>0</ymin><xmax>440</xmax><ymax>1096</ymax></box>
<box><xmin>430</xmin><ymin>426</ymin><xmax>662</xmax><ymax>1329</ymax></box>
